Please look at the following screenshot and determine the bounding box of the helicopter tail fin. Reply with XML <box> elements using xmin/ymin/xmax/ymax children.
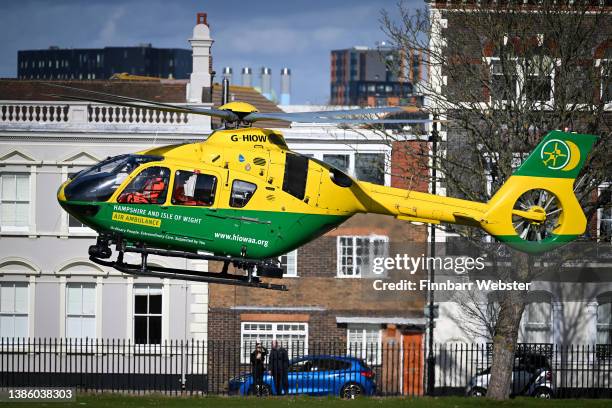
<box><xmin>481</xmin><ymin>130</ymin><xmax>598</xmax><ymax>253</ymax></box>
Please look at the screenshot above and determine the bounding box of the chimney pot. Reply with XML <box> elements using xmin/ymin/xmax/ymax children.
<box><xmin>197</xmin><ymin>12</ymin><xmax>208</xmax><ymax>26</ymax></box>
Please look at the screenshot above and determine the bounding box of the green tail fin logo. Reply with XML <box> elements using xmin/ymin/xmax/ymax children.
<box><xmin>513</xmin><ymin>130</ymin><xmax>598</xmax><ymax>179</ymax></box>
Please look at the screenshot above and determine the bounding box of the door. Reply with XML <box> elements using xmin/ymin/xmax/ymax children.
<box><xmin>287</xmin><ymin>358</ymin><xmax>313</xmax><ymax>395</ymax></box>
<box><xmin>402</xmin><ymin>332</ymin><xmax>424</xmax><ymax>396</ymax></box>
<box><xmin>163</xmin><ymin>169</ymin><xmax>222</xmax><ymax>249</ymax></box>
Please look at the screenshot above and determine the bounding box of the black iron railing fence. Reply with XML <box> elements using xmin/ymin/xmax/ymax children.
<box><xmin>1</xmin><ymin>338</ymin><xmax>611</xmax><ymax>398</ymax></box>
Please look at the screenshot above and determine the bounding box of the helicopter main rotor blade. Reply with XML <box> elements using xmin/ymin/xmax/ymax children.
<box><xmin>280</xmin><ymin>106</ymin><xmax>422</xmax><ymax>118</ymax></box>
<box><xmin>43</xmin><ymin>92</ymin><xmax>197</xmax><ymax>115</ymax></box>
<box><xmin>44</xmin><ymin>83</ymin><xmax>240</xmax><ymax>122</ymax></box>
<box><xmin>243</xmin><ymin>111</ymin><xmax>435</xmax><ymax>125</ymax></box>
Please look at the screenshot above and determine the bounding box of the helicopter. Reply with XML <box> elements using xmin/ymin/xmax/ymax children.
<box><xmin>48</xmin><ymin>84</ymin><xmax>598</xmax><ymax>291</ymax></box>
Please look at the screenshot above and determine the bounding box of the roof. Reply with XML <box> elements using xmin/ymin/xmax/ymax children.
<box><xmin>335</xmin><ymin>316</ymin><xmax>427</xmax><ymax>327</ymax></box>
<box><xmin>212</xmin><ymin>83</ymin><xmax>289</xmax><ymax>128</ymax></box>
<box><xmin>0</xmin><ymin>80</ymin><xmax>188</xmax><ymax>102</ymax></box>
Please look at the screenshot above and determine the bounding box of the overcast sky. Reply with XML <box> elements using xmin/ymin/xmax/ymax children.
<box><xmin>0</xmin><ymin>0</ymin><xmax>423</xmax><ymax>104</ymax></box>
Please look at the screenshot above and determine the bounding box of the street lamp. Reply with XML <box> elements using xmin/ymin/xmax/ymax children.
<box><xmin>426</xmin><ymin>114</ymin><xmax>438</xmax><ymax>396</ymax></box>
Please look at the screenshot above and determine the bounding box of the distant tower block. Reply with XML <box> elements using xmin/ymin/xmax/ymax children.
<box><xmin>280</xmin><ymin>67</ymin><xmax>291</xmax><ymax>105</ymax></box>
<box><xmin>241</xmin><ymin>67</ymin><xmax>252</xmax><ymax>87</ymax></box>
<box><xmin>222</xmin><ymin>67</ymin><xmax>233</xmax><ymax>84</ymax></box>
<box><xmin>260</xmin><ymin>67</ymin><xmax>272</xmax><ymax>101</ymax></box>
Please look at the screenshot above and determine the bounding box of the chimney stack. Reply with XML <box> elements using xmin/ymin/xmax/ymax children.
<box><xmin>280</xmin><ymin>67</ymin><xmax>291</xmax><ymax>105</ymax></box>
<box><xmin>188</xmin><ymin>12</ymin><xmax>214</xmax><ymax>104</ymax></box>
<box><xmin>260</xmin><ymin>67</ymin><xmax>272</xmax><ymax>101</ymax></box>
<box><xmin>241</xmin><ymin>67</ymin><xmax>252</xmax><ymax>87</ymax></box>
<box><xmin>222</xmin><ymin>66</ymin><xmax>233</xmax><ymax>84</ymax></box>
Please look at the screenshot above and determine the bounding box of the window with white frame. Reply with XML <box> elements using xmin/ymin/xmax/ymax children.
<box><xmin>0</xmin><ymin>173</ymin><xmax>30</xmax><ymax>232</ymax></box>
<box><xmin>523</xmin><ymin>292</ymin><xmax>552</xmax><ymax>344</ymax></box>
<box><xmin>489</xmin><ymin>57</ymin><xmax>518</xmax><ymax>103</ymax></box>
<box><xmin>67</xmin><ymin>171</ymin><xmax>94</xmax><ymax>233</ymax></box>
<box><xmin>487</xmin><ymin>53</ymin><xmax>553</xmax><ymax>105</ymax></box>
<box><xmin>65</xmin><ymin>283</ymin><xmax>96</xmax><ymax>339</ymax></box>
<box><xmin>337</xmin><ymin>235</ymin><xmax>388</xmax><ymax>277</ymax></box>
<box><xmin>323</xmin><ymin>154</ymin><xmax>350</xmax><ymax>173</ymax></box>
<box><xmin>241</xmin><ymin>322</ymin><xmax>308</xmax><ymax>363</ymax></box>
<box><xmin>0</xmin><ymin>282</ymin><xmax>29</xmax><ymax>338</ymax></box>
<box><xmin>523</xmin><ymin>56</ymin><xmax>554</xmax><ymax>104</ymax></box>
<box><xmin>347</xmin><ymin>324</ymin><xmax>381</xmax><ymax>365</ymax></box>
<box><xmin>133</xmin><ymin>285</ymin><xmax>162</xmax><ymax>345</ymax></box>
<box><xmin>597</xmin><ymin>293</ymin><xmax>612</xmax><ymax>345</ymax></box>
<box><xmin>278</xmin><ymin>250</ymin><xmax>298</xmax><ymax>277</ymax></box>
<box><xmin>355</xmin><ymin>153</ymin><xmax>386</xmax><ymax>185</ymax></box>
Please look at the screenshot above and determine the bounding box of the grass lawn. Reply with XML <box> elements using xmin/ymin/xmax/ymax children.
<box><xmin>11</xmin><ymin>394</ymin><xmax>612</xmax><ymax>408</ymax></box>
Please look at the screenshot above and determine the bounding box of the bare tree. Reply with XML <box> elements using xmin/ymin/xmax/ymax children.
<box><xmin>380</xmin><ymin>0</ymin><xmax>611</xmax><ymax>400</ymax></box>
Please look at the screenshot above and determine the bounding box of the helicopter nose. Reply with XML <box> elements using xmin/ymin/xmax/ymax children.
<box><xmin>57</xmin><ymin>179</ymin><xmax>69</xmax><ymax>203</ymax></box>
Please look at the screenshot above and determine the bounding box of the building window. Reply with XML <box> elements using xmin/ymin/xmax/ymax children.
<box><xmin>524</xmin><ymin>57</ymin><xmax>553</xmax><ymax>104</ymax></box>
<box><xmin>347</xmin><ymin>324</ymin><xmax>381</xmax><ymax>365</ymax></box>
<box><xmin>355</xmin><ymin>153</ymin><xmax>385</xmax><ymax>185</ymax></box>
<box><xmin>133</xmin><ymin>285</ymin><xmax>162</xmax><ymax>344</ymax></box>
<box><xmin>0</xmin><ymin>282</ymin><xmax>28</xmax><ymax>338</ymax></box>
<box><xmin>323</xmin><ymin>154</ymin><xmax>350</xmax><ymax>173</ymax></box>
<box><xmin>66</xmin><ymin>283</ymin><xmax>96</xmax><ymax>339</ymax></box>
<box><xmin>241</xmin><ymin>322</ymin><xmax>308</xmax><ymax>363</ymax></box>
<box><xmin>279</xmin><ymin>250</ymin><xmax>298</xmax><ymax>277</ymax></box>
<box><xmin>523</xmin><ymin>292</ymin><xmax>552</xmax><ymax>344</ymax></box>
<box><xmin>0</xmin><ymin>173</ymin><xmax>30</xmax><ymax>232</ymax></box>
<box><xmin>490</xmin><ymin>58</ymin><xmax>518</xmax><ymax>102</ymax></box>
<box><xmin>337</xmin><ymin>235</ymin><xmax>388</xmax><ymax>278</ymax></box>
<box><xmin>597</xmin><ymin>293</ymin><xmax>612</xmax><ymax>345</ymax></box>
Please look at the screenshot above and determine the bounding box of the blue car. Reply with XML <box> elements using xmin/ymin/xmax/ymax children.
<box><xmin>228</xmin><ymin>355</ymin><xmax>376</xmax><ymax>398</ymax></box>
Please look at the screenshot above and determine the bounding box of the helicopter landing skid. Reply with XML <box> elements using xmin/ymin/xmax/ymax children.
<box><xmin>88</xmin><ymin>245</ymin><xmax>287</xmax><ymax>291</ymax></box>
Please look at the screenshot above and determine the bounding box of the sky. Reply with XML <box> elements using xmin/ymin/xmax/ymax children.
<box><xmin>0</xmin><ymin>0</ymin><xmax>423</xmax><ymax>104</ymax></box>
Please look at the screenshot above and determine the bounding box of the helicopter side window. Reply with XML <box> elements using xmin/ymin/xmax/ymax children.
<box><xmin>117</xmin><ymin>167</ymin><xmax>170</xmax><ymax>204</ymax></box>
<box><xmin>172</xmin><ymin>171</ymin><xmax>217</xmax><ymax>206</ymax></box>
<box><xmin>230</xmin><ymin>180</ymin><xmax>257</xmax><ymax>208</ymax></box>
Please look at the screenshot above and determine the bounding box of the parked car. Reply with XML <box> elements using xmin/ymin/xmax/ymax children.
<box><xmin>228</xmin><ymin>355</ymin><xmax>376</xmax><ymax>398</ymax></box>
<box><xmin>466</xmin><ymin>353</ymin><xmax>554</xmax><ymax>398</ymax></box>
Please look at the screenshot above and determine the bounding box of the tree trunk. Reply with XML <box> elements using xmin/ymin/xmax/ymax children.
<box><xmin>486</xmin><ymin>254</ymin><xmax>529</xmax><ymax>400</ymax></box>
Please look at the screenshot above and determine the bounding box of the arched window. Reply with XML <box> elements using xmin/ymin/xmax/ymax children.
<box><xmin>597</xmin><ymin>292</ymin><xmax>612</xmax><ymax>345</ymax></box>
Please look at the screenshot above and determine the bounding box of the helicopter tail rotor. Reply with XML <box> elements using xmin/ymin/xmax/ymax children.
<box><xmin>481</xmin><ymin>131</ymin><xmax>598</xmax><ymax>253</ymax></box>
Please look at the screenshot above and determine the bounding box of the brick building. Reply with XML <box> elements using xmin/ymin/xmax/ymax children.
<box><xmin>206</xmin><ymin>138</ymin><xmax>431</xmax><ymax>393</ymax></box>
<box><xmin>330</xmin><ymin>46</ymin><xmax>425</xmax><ymax>106</ymax></box>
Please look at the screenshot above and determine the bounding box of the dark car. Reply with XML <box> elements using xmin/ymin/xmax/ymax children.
<box><xmin>229</xmin><ymin>355</ymin><xmax>376</xmax><ymax>398</ymax></box>
<box><xmin>466</xmin><ymin>353</ymin><xmax>554</xmax><ymax>398</ymax></box>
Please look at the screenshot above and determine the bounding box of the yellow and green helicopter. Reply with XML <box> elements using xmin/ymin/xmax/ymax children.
<box><xmin>50</xmin><ymin>84</ymin><xmax>598</xmax><ymax>290</ymax></box>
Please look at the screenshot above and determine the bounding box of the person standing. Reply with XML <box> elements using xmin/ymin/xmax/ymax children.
<box><xmin>250</xmin><ymin>342</ymin><xmax>268</xmax><ymax>396</ymax></box>
<box><xmin>269</xmin><ymin>340</ymin><xmax>289</xmax><ymax>395</ymax></box>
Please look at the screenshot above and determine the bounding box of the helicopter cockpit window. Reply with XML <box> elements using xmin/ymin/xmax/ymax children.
<box><xmin>230</xmin><ymin>180</ymin><xmax>257</xmax><ymax>208</ymax></box>
<box><xmin>117</xmin><ymin>167</ymin><xmax>170</xmax><ymax>204</ymax></box>
<box><xmin>172</xmin><ymin>171</ymin><xmax>217</xmax><ymax>206</ymax></box>
<box><xmin>63</xmin><ymin>154</ymin><xmax>163</xmax><ymax>203</ymax></box>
